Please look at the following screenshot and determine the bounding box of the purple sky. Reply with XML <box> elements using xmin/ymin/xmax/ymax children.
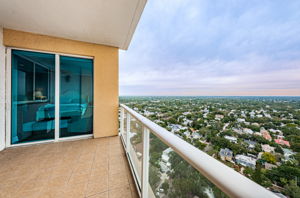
<box><xmin>119</xmin><ymin>0</ymin><xmax>300</xmax><ymax>96</ymax></box>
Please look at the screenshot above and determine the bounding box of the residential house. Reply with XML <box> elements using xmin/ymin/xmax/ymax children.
<box><xmin>260</xmin><ymin>128</ymin><xmax>272</xmax><ymax>141</ymax></box>
<box><xmin>243</xmin><ymin>128</ymin><xmax>254</xmax><ymax>135</ymax></box>
<box><xmin>224</xmin><ymin>135</ymin><xmax>238</xmax><ymax>143</ymax></box>
<box><xmin>282</xmin><ymin>148</ymin><xmax>295</xmax><ymax>161</ymax></box>
<box><xmin>219</xmin><ymin>148</ymin><xmax>233</xmax><ymax>161</ymax></box>
<box><xmin>215</xmin><ymin>114</ymin><xmax>224</xmax><ymax>120</ymax></box>
<box><xmin>244</xmin><ymin>140</ymin><xmax>257</xmax><ymax>149</ymax></box>
<box><xmin>261</xmin><ymin>144</ymin><xmax>275</xmax><ymax>153</ymax></box>
<box><xmin>274</xmin><ymin>138</ymin><xmax>290</xmax><ymax>147</ymax></box>
<box><xmin>237</xmin><ymin>118</ymin><xmax>245</xmax><ymax>123</ymax></box>
<box><xmin>235</xmin><ymin>155</ymin><xmax>257</xmax><ymax>169</ymax></box>
<box><xmin>264</xmin><ymin>163</ymin><xmax>277</xmax><ymax>170</ymax></box>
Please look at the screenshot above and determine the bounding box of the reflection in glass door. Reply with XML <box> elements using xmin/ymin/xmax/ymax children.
<box><xmin>11</xmin><ymin>50</ymin><xmax>55</xmax><ymax>144</ymax></box>
<box><xmin>59</xmin><ymin>56</ymin><xmax>93</xmax><ymax>138</ymax></box>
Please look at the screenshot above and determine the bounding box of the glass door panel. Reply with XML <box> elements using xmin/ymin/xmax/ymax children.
<box><xmin>11</xmin><ymin>50</ymin><xmax>55</xmax><ymax>144</ymax></box>
<box><xmin>59</xmin><ymin>56</ymin><xmax>93</xmax><ymax>138</ymax></box>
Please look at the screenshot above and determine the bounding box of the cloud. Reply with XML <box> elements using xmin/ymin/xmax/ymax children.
<box><xmin>120</xmin><ymin>0</ymin><xmax>300</xmax><ymax>96</ymax></box>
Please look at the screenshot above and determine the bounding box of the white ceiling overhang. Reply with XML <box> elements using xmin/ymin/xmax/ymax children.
<box><xmin>0</xmin><ymin>0</ymin><xmax>147</xmax><ymax>50</ymax></box>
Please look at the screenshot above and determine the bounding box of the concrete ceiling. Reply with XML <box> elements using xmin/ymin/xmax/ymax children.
<box><xmin>0</xmin><ymin>0</ymin><xmax>147</xmax><ymax>50</ymax></box>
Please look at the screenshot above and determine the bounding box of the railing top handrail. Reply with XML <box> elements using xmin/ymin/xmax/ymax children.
<box><xmin>120</xmin><ymin>104</ymin><xmax>278</xmax><ymax>198</ymax></box>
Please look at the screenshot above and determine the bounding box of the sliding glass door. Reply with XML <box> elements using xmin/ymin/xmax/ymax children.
<box><xmin>11</xmin><ymin>49</ymin><xmax>93</xmax><ymax>145</ymax></box>
<box><xmin>59</xmin><ymin>56</ymin><xmax>93</xmax><ymax>138</ymax></box>
<box><xmin>11</xmin><ymin>50</ymin><xmax>55</xmax><ymax>144</ymax></box>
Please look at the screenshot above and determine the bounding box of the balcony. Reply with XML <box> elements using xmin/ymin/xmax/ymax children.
<box><xmin>0</xmin><ymin>104</ymin><xmax>279</xmax><ymax>198</ymax></box>
<box><xmin>0</xmin><ymin>137</ymin><xmax>139</xmax><ymax>198</ymax></box>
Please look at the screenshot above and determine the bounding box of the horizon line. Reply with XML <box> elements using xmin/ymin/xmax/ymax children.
<box><xmin>119</xmin><ymin>95</ymin><xmax>300</xmax><ymax>97</ymax></box>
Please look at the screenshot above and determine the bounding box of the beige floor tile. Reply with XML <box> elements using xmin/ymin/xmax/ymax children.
<box><xmin>85</xmin><ymin>180</ymin><xmax>108</xmax><ymax>197</ymax></box>
<box><xmin>63</xmin><ymin>182</ymin><xmax>87</xmax><ymax>198</ymax></box>
<box><xmin>11</xmin><ymin>189</ymin><xmax>41</xmax><ymax>198</ymax></box>
<box><xmin>108</xmin><ymin>185</ymin><xmax>132</xmax><ymax>198</ymax></box>
<box><xmin>39</xmin><ymin>186</ymin><xmax>64</xmax><ymax>198</ymax></box>
<box><xmin>68</xmin><ymin>173</ymin><xmax>90</xmax><ymax>185</ymax></box>
<box><xmin>0</xmin><ymin>137</ymin><xmax>137</xmax><ymax>198</ymax></box>
<box><xmin>87</xmin><ymin>191</ymin><xmax>109</xmax><ymax>198</ymax></box>
<box><xmin>108</xmin><ymin>172</ymin><xmax>129</xmax><ymax>190</ymax></box>
<box><xmin>130</xmin><ymin>184</ymin><xmax>139</xmax><ymax>198</ymax></box>
<box><xmin>47</xmin><ymin>175</ymin><xmax>69</xmax><ymax>188</ymax></box>
<box><xmin>109</xmin><ymin>163</ymin><xmax>127</xmax><ymax>175</ymax></box>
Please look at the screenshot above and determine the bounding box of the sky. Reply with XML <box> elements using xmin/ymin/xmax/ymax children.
<box><xmin>119</xmin><ymin>0</ymin><xmax>300</xmax><ymax>96</ymax></box>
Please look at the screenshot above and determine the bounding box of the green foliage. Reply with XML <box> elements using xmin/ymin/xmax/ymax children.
<box><xmin>149</xmin><ymin>165</ymin><xmax>160</xmax><ymax>189</ymax></box>
<box><xmin>167</xmin><ymin>152</ymin><xmax>228</xmax><ymax>198</ymax></box>
<box><xmin>266</xmin><ymin>165</ymin><xmax>300</xmax><ymax>187</ymax></box>
<box><xmin>283</xmin><ymin>180</ymin><xmax>300</xmax><ymax>198</ymax></box>
<box><xmin>161</xmin><ymin>182</ymin><xmax>169</xmax><ymax>193</ymax></box>
<box><xmin>194</xmin><ymin>141</ymin><xmax>207</xmax><ymax>150</ymax></box>
<box><xmin>261</xmin><ymin>152</ymin><xmax>277</xmax><ymax>164</ymax></box>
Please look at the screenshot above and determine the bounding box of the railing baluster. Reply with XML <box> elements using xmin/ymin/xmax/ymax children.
<box><xmin>126</xmin><ymin>112</ymin><xmax>131</xmax><ymax>152</ymax></box>
<box><xmin>120</xmin><ymin>107</ymin><xmax>124</xmax><ymax>137</ymax></box>
<box><xmin>142</xmin><ymin>127</ymin><xmax>150</xmax><ymax>198</ymax></box>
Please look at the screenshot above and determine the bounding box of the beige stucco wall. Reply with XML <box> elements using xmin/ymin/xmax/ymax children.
<box><xmin>3</xmin><ymin>28</ymin><xmax>119</xmax><ymax>138</ymax></box>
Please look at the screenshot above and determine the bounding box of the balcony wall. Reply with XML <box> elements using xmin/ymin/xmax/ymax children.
<box><xmin>3</xmin><ymin>29</ymin><xmax>119</xmax><ymax>138</ymax></box>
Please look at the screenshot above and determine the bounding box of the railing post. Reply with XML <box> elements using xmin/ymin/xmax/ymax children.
<box><xmin>142</xmin><ymin>127</ymin><xmax>150</xmax><ymax>198</ymax></box>
<box><xmin>126</xmin><ymin>112</ymin><xmax>131</xmax><ymax>152</ymax></box>
<box><xmin>120</xmin><ymin>107</ymin><xmax>124</xmax><ymax>136</ymax></box>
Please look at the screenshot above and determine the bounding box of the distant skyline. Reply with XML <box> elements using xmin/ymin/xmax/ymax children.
<box><xmin>120</xmin><ymin>0</ymin><xmax>300</xmax><ymax>96</ymax></box>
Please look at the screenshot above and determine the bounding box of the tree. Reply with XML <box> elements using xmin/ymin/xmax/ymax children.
<box><xmin>261</xmin><ymin>152</ymin><xmax>276</xmax><ymax>164</ymax></box>
<box><xmin>266</xmin><ymin>165</ymin><xmax>300</xmax><ymax>187</ymax></box>
<box><xmin>284</xmin><ymin>180</ymin><xmax>300</xmax><ymax>198</ymax></box>
<box><xmin>161</xmin><ymin>182</ymin><xmax>169</xmax><ymax>193</ymax></box>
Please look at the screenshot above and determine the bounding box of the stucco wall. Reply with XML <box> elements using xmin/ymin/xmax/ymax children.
<box><xmin>0</xmin><ymin>28</ymin><xmax>5</xmax><ymax>150</ymax></box>
<box><xmin>3</xmin><ymin>28</ymin><xmax>119</xmax><ymax>138</ymax></box>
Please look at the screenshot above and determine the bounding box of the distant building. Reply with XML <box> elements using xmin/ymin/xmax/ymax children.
<box><xmin>183</xmin><ymin>118</ymin><xmax>193</xmax><ymax>126</ymax></box>
<box><xmin>215</xmin><ymin>114</ymin><xmax>224</xmax><ymax>120</ymax></box>
<box><xmin>183</xmin><ymin>131</ymin><xmax>191</xmax><ymax>137</ymax></box>
<box><xmin>282</xmin><ymin>148</ymin><xmax>295</xmax><ymax>161</ymax></box>
<box><xmin>264</xmin><ymin>162</ymin><xmax>277</xmax><ymax>170</ymax></box>
<box><xmin>144</xmin><ymin>110</ymin><xmax>154</xmax><ymax>116</ymax></box>
<box><xmin>252</xmin><ymin>122</ymin><xmax>260</xmax><ymax>127</ymax></box>
<box><xmin>274</xmin><ymin>138</ymin><xmax>290</xmax><ymax>147</ymax></box>
<box><xmin>169</xmin><ymin>124</ymin><xmax>187</xmax><ymax>133</ymax></box>
<box><xmin>192</xmin><ymin>132</ymin><xmax>201</xmax><ymax>139</ymax></box>
<box><xmin>261</xmin><ymin>144</ymin><xmax>275</xmax><ymax>153</ymax></box>
<box><xmin>160</xmin><ymin>148</ymin><xmax>173</xmax><ymax>172</ymax></box>
<box><xmin>235</xmin><ymin>155</ymin><xmax>257</xmax><ymax>169</ymax></box>
<box><xmin>269</xmin><ymin>129</ymin><xmax>283</xmax><ymax>136</ymax></box>
<box><xmin>224</xmin><ymin>135</ymin><xmax>237</xmax><ymax>143</ymax></box>
<box><xmin>182</xmin><ymin>111</ymin><xmax>191</xmax><ymax>115</ymax></box>
<box><xmin>260</xmin><ymin>128</ymin><xmax>272</xmax><ymax>141</ymax></box>
<box><xmin>237</xmin><ymin>118</ymin><xmax>245</xmax><ymax>123</ymax></box>
<box><xmin>233</xmin><ymin>128</ymin><xmax>243</xmax><ymax>134</ymax></box>
<box><xmin>244</xmin><ymin>140</ymin><xmax>257</xmax><ymax>149</ymax></box>
<box><xmin>219</xmin><ymin>148</ymin><xmax>233</xmax><ymax>161</ymax></box>
<box><xmin>244</xmin><ymin>122</ymin><xmax>250</xmax><ymax>125</ymax></box>
<box><xmin>254</xmin><ymin>132</ymin><xmax>262</xmax><ymax>136</ymax></box>
<box><xmin>243</xmin><ymin>128</ymin><xmax>254</xmax><ymax>135</ymax></box>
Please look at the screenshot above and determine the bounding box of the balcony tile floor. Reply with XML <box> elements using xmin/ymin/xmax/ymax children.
<box><xmin>0</xmin><ymin>136</ymin><xmax>139</xmax><ymax>198</ymax></box>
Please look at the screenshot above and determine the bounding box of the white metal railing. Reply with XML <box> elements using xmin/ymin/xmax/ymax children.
<box><xmin>119</xmin><ymin>104</ymin><xmax>278</xmax><ymax>198</ymax></box>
